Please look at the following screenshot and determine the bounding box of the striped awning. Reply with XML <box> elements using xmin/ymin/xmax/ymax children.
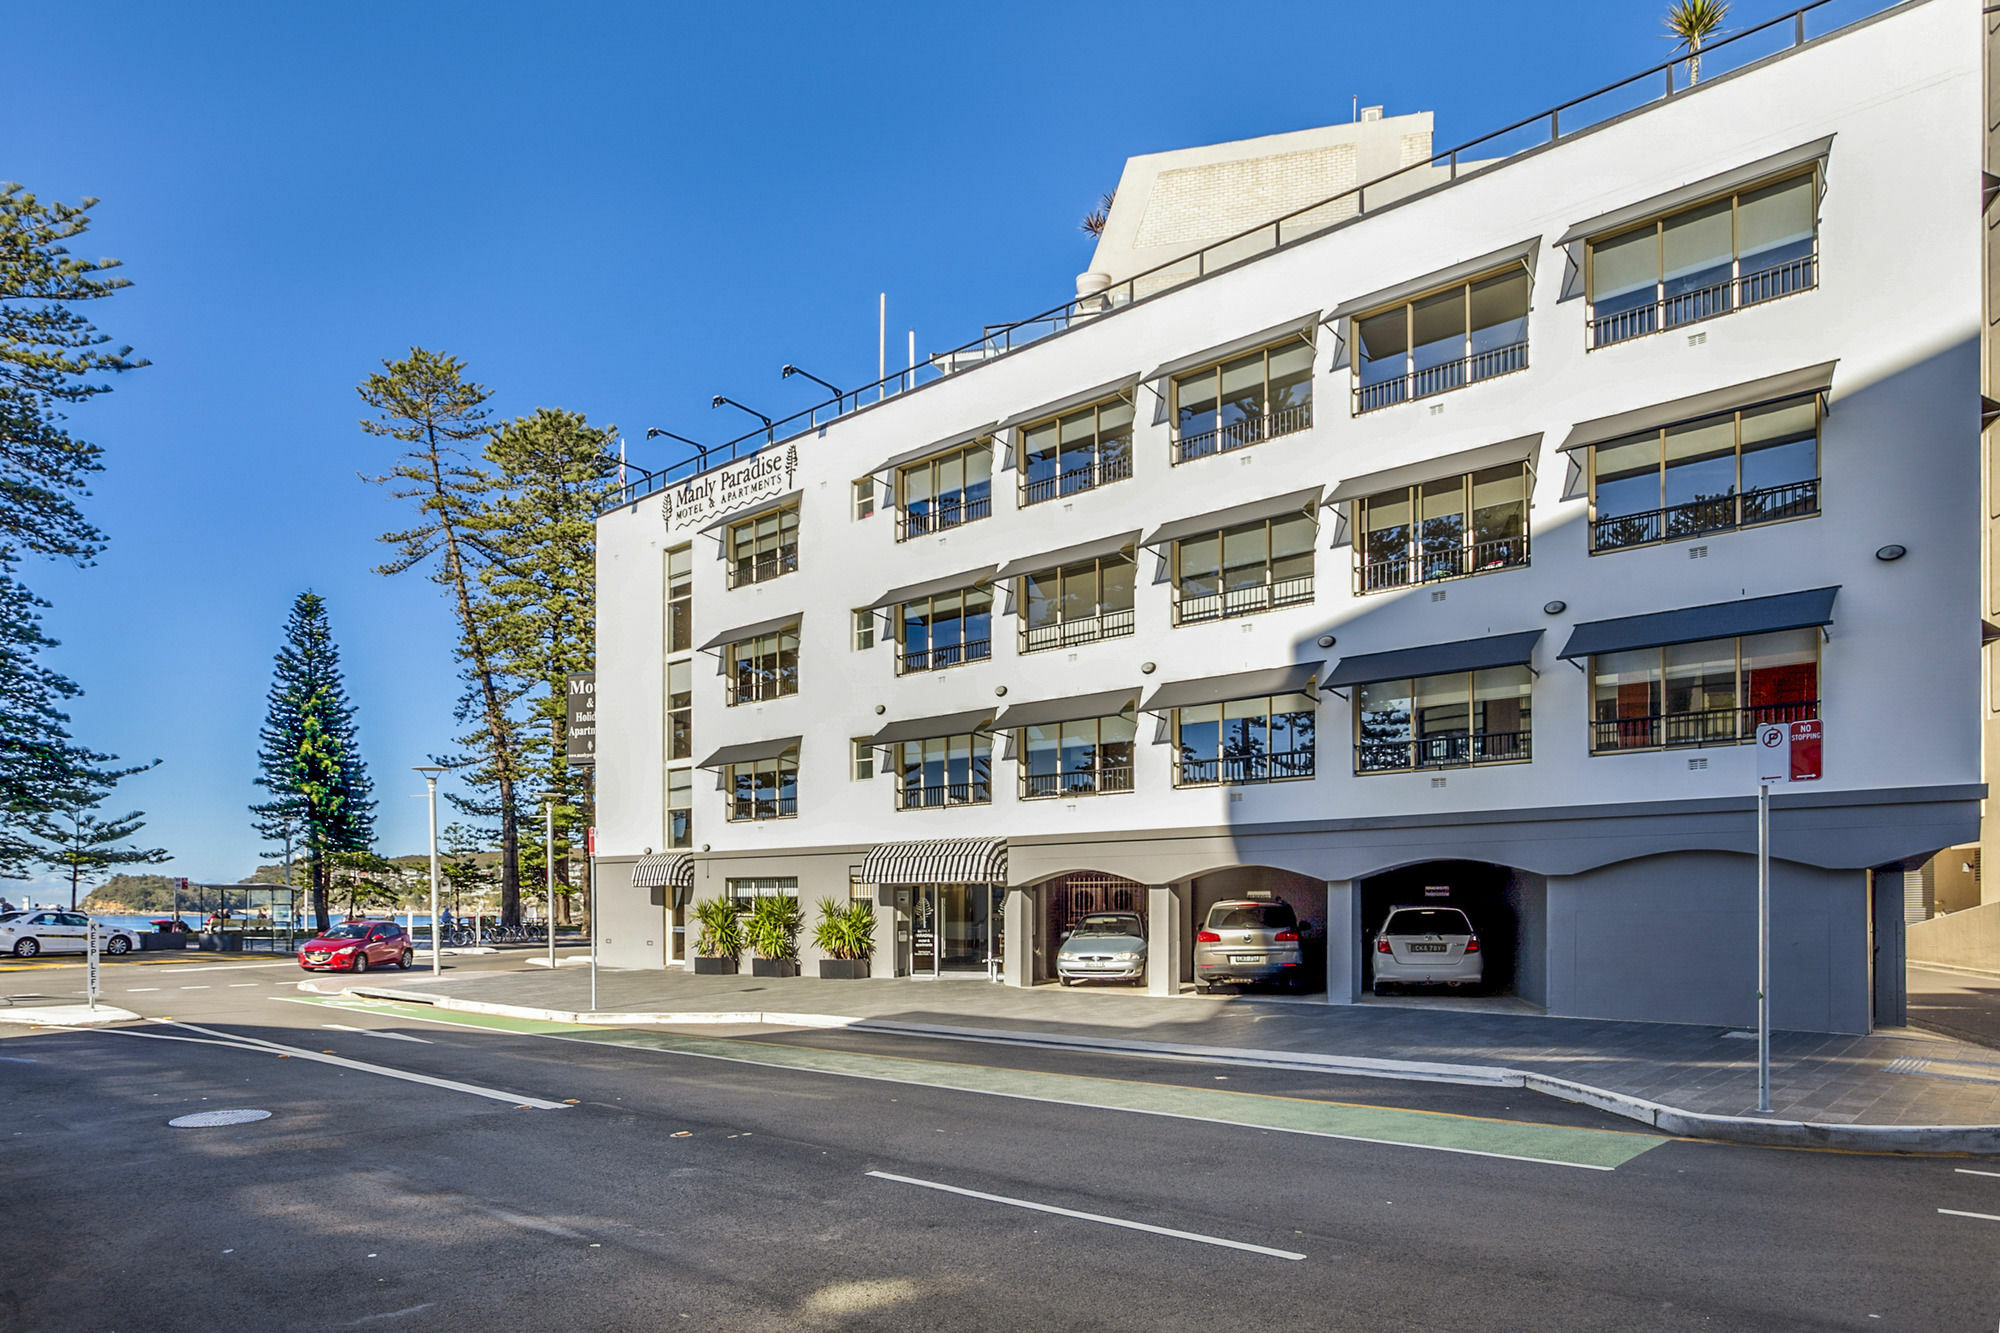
<box><xmin>861</xmin><ymin>838</ymin><xmax>1007</xmax><ymax>886</ymax></box>
<box><xmin>630</xmin><ymin>853</ymin><xmax>693</xmax><ymax>890</ymax></box>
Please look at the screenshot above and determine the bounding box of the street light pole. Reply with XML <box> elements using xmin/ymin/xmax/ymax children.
<box><xmin>414</xmin><ymin>767</ymin><xmax>445</xmax><ymax>976</ymax></box>
<box><xmin>546</xmin><ymin>799</ymin><xmax>557</xmax><ymax>971</ymax></box>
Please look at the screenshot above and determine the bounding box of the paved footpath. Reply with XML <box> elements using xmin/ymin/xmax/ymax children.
<box><xmin>332</xmin><ymin>962</ymin><xmax>2000</xmax><ymax>1152</ymax></box>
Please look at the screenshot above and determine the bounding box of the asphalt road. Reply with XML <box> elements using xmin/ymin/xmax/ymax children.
<box><xmin>4</xmin><ymin>952</ymin><xmax>1999</xmax><ymax>1331</ymax></box>
<box><xmin>1908</xmin><ymin>965</ymin><xmax>2000</xmax><ymax>1051</ymax></box>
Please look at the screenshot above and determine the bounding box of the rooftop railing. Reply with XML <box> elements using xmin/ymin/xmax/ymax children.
<box><xmin>609</xmin><ymin>0</ymin><xmax>1846</xmax><ymax>514</ymax></box>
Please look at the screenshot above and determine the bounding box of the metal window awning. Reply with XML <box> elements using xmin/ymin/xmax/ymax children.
<box><xmin>864</xmin><ymin>564</ymin><xmax>998</xmax><ymax>612</ymax></box>
<box><xmin>1140</xmin><ymin>662</ymin><xmax>1320</xmax><ymax>713</ymax></box>
<box><xmin>1558</xmin><ymin>362</ymin><xmax>1838</xmax><ymax>453</ymax></box>
<box><xmin>993</xmin><ymin>530</ymin><xmax>1142</xmax><ymax>581</ymax></box>
<box><xmin>698</xmin><ymin>611</ymin><xmax>801</xmax><ymax>653</ymax></box>
<box><xmin>630</xmin><ymin>852</ymin><xmax>694</xmax><ymax>890</ymax></box>
<box><xmin>1556</xmin><ymin>588</ymin><xmax>1839</xmax><ymax>661</ymax></box>
<box><xmin>1141</xmin><ymin>312</ymin><xmax>1320</xmax><ymax>383</ymax></box>
<box><xmin>1142</xmin><ymin>486</ymin><xmax>1324</xmax><ymax>548</ymax></box>
<box><xmin>694</xmin><ymin>489</ymin><xmax>801</xmax><ymax>537</ymax></box>
<box><xmin>1324</xmin><ymin>435</ymin><xmax>1542</xmax><ymax>506</ymax></box>
<box><xmin>868</xmin><ymin>708</ymin><xmax>996</xmax><ymax>747</ymax></box>
<box><xmin>996</xmin><ymin>377</ymin><xmax>1138</xmax><ymax>433</ymax></box>
<box><xmin>1554</xmin><ymin>136</ymin><xmax>1834</xmax><ymax>246</ymax></box>
<box><xmin>696</xmin><ymin>736</ymin><xmax>802</xmax><ymax>769</ymax></box>
<box><xmin>992</xmin><ymin>688</ymin><xmax>1140</xmax><ymax>732</ymax></box>
<box><xmin>1326</xmin><ymin>629</ymin><xmax>1544</xmax><ymax>689</ymax></box>
<box><xmin>866</xmin><ymin>422</ymin><xmax>1000</xmax><ymax>479</ymax></box>
<box><xmin>1324</xmin><ymin>237</ymin><xmax>1541</xmax><ymax>324</ymax></box>
<box><xmin>860</xmin><ymin>837</ymin><xmax>1008</xmax><ymax>886</ymax></box>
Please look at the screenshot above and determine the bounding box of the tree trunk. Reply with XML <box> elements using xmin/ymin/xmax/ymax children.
<box><xmin>312</xmin><ymin>852</ymin><xmax>330</xmax><ymax>934</ymax></box>
<box><xmin>499</xmin><ymin>779</ymin><xmax>520</xmax><ymax>925</ymax></box>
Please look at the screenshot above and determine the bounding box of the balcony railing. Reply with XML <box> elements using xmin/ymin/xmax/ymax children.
<box><xmin>1021</xmin><ymin>766</ymin><xmax>1135</xmax><ymax>800</ymax></box>
<box><xmin>1357</xmin><ymin>533</ymin><xmax>1529</xmax><ymax>595</ymax></box>
<box><xmin>1172</xmin><ymin>573</ymin><xmax>1314</xmax><ymax>626</ymax></box>
<box><xmin>1591</xmin><ymin>479</ymin><xmax>1820</xmax><ymax>552</ymax></box>
<box><xmin>897</xmin><ymin>495</ymin><xmax>991</xmax><ymax>542</ymax></box>
<box><xmin>1588</xmin><ymin>253</ymin><xmax>1818</xmax><ymax>349</ymax></box>
<box><xmin>1021</xmin><ymin>452</ymin><xmax>1134</xmax><ymax>506</ymax></box>
<box><xmin>1591</xmin><ymin>699</ymin><xmax>1818</xmax><ymax>753</ymax></box>
<box><xmin>1171</xmin><ymin>401</ymin><xmax>1313</xmax><ymax>465</ymax></box>
<box><xmin>898</xmin><ymin>638</ymin><xmax>992</xmax><ymax>675</ymax></box>
<box><xmin>1175</xmin><ymin>749</ymin><xmax>1316</xmax><ymax>787</ymax></box>
<box><xmin>725</xmin><ymin>547</ymin><xmax>798</xmax><ymax>589</ymax></box>
<box><xmin>1356</xmin><ymin>730</ymin><xmax>1532</xmax><ymax>774</ymax></box>
<box><xmin>897</xmin><ymin>780</ymin><xmax>992</xmax><ymax>810</ymax></box>
<box><xmin>1020</xmin><ymin>608</ymin><xmax>1135</xmax><ymax>655</ymax></box>
<box><xmin>725</xmin><ymin>674</ymin><xmax>797</xmax><ymax>706</ymax></box>
<box><xmin>727</xmin><ymin>795</ymin><xmax>798</xmax><ymax>822</ymax></box>
<box><xmin>1354</xmin><ymin>340</ymin><xmax>1529</xmax><ymax>415</ymax></box>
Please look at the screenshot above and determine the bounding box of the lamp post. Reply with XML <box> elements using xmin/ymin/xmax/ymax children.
<box><xmin>545</xmin><ymin>799</ymin><xmax>557</xmax><ymax>972</ymax></box>
<box><xmin>413</xmin><ymin>766</ymin><xmax>445</xmax><ymax>976</ymax></box>
<box><xmin>645</xmin><ymin>427</ymin><xmax>711</xmax><ymax>473</ymax></box>
<box><xmin>781</xmin><ymin>364</ymin><xmax>844</xmax><ymax>412</ymax></box>
<box><xmin>711</xmin><ymin>394</ymin><xmax>774</xmax><ymax>442</ymax></box>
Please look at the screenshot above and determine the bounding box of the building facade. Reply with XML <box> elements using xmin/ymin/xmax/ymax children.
<box><xmin>594</xmin><ymin>0</ymin><xmax>1980</xmax><ymax>1034</ymax></box>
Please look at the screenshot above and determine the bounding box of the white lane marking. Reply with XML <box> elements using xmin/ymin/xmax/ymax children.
<box><xmin>1954</xmin><ymin>1168</ymin><xmax>2000</xmax><ymax>1179</ymax></box>
<box><xmin>343</xmin><ymin>1303</ymin><xmax>434</xmax><ymax>1326</ymax></box>
<box><xmin>1938</xmin><ymin>1209</ymin><xmax>2000</xmax><ymax>1223</ymax></box>
<box><xmin>159</xmin><ymin>1020</ymin><xmax>566</xmax><ymax>1109</ymax></box>
<box><xmin>125</xmin><ymin>988</ymin><xmax>160</xmax><ymax>993</ymax></box>
<box><xmin>180</xmin><ymin>985</ymin><xmax>210</xmax><ymax>990</ymax></box>
<box><xmin>321</xmin><ymin>1023</ymin><xmax>431</xmax><ymax>1044</ymax></box>
<box><xmin>867</xmin><ymin>1171</ymin><xmax>1305</xmax><ymax>1260</ymax></box>
<box><xmin>228</xmin><ymin>983</ymin><xmax>260</xmax><ymax>988</ymax></box>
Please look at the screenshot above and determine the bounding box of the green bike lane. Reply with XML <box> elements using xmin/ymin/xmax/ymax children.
<box><xmin>282</xmin><ymin>994</ymin><xmax>1667</xmax><ymax>1171</ymax></box>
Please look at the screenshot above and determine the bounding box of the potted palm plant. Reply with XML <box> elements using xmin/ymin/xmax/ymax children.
<box><xmin>692</xmin><ymin>895</ymin><xmax>744</xmax><ymax>975</ymax></box>
<box><xmin>813</xmin><ymin>898</ymin><xmax>877</xmax><ymax>980</ymax></box>
<box><xmin>746</xmin><ymin>893</ymin><xmax>803</xmax><ymax>978</ymax></box>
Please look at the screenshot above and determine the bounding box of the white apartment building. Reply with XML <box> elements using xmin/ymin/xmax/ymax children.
<box><xmin>593</xmin><ymin>0</ymin><xmax>1981</xmax><ymax>1034</ymax></box>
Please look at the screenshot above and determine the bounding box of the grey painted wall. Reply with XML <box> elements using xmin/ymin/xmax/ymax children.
<box><xmin>1545</xmin><ymin>853</ymin><xmax>1870</xmax><ymax>1034</ymax></box>
<box><xmin>1505</xmin><ymin>871</ymin><xmax>1549</xmax><ymax>1007</ymax></box>
<box><xmin>595</xmin><ymin>859</ymin><xmax>666</xmax><ymax>971</ymax></box>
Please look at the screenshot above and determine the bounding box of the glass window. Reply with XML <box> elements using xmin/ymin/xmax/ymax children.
<box><xmin>897</xmin><ymin>442</ymin><xmax>993</xmax><ymax>539</ymax></box>
<box><xmin>1357</xmin><ymin>464</ymin><xmax>1531</xmax><ymax>593</ymax></box>
<box><xmin>899</xmin><ymin>587</ymin><xmax>993</xmax><ymax>673</ymax></box>
<box><xmin>667</xmin><ymin>659</ymin><xmax>692</xmax><ymax>761</ymax></box>
<box><xmin>1174</xmin><ymin>692</ymin><xmax>1316</xmax><ymax>786</ymax></box>
<box><xmin>727</xmin><ymin>754</ymin><xmax>798</xmax><ymax>821</ymax></box>
<box><xmin>897</xmin><ymin>731</ymin><xmax>992</xmax><ymax>808</ymax></box>
<box><xmin>666</xmin><ymin>546</ymin><xmax>693</xmax><ymax>654</ymax></box>
<box><xmin>1020</xmin><ymin>397</ymin><xmax>1135</xmax><ymax>506</ymax></box>
<box><xmin>1170</xmin><ymin>336</ymin><xmax>1315</xmax><ymax>462</ymax></box>
<box><xmin>1021</xmin><ymin>709</ymin><xmax>1135</xmax><ymax>799</ymax></box>
<box><xmin>852</xmin><ymin>477</ymin><xmax>875</xmax><ymax>520</ymax></box>
<box><xmin>667</xmin><ymin>769</ymin><xmax>692</xmax><ymax>849</ymax></box>
<box><xmin>1590</xmin><ymin>632</ymin><xmax>1818</xmax><ymax>753</ymax></box>
<box><xmin>1173</xmin><ymin>515</ymin><xmax>1316</xmax><ymax>625</ymax></box>
<box><xmin>1589</xmin><ymin>393</ymin><xmax>1822</xmax><ymax>551</ymax></box>
<box><xmin>726</xmin><ymin>876</ymin><xmax>798</xmax><ymax>905</ymax></box>
<box><xmin>1352</xmin><ymin>265</ymin><xmax>1530</xmax><ymax>413</ymax></box>
<box><xmin>727</xmin><ymin>505</ymin><xmax>798</xmax><ymax>588</ymax></box>
<box><xmin>727</xmin><ymin>627</ymin><xmax>799</xmax><ymax>705</ymax></box>
<box><xmin>851</xmin><ymin>608</ymin><xmax>875</xmax><ymax>652</ymax></box>
<box><xmin>1355</xmin><ymin>668</ymin><xmax>1532</xmax><ymax>772</ymax></box>
<box><xmin>851</xmin><ymin>738</ymin><xmax>875</xmax><ymax>781</ymax></box>
<box><xmin>1021</xmin><ymin>552</ymin><xmax>1137</xmax><ymax>653</ymax></box>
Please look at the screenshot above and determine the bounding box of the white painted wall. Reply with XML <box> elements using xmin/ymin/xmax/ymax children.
<box><xmin>596</xmin><ymin>0</ymin><xmax>1980</xmax><ymax>869</ymax></box>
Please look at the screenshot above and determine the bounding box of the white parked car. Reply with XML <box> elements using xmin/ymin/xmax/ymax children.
<box><xmin>0</xmin><ymin>911</ymin><xmax>139</xmax><ymax>958</ymax></box>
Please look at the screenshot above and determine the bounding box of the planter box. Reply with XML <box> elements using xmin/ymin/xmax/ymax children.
<box><xmin>817</xmin><ymin>959</ymin><xmax>871</xmax><ymax>980</ymax></box>
<box><xmin>750</xmin><ymin>958</ymin><xmax>799</xmax><ymax>978</ymax></box>
<box><xmin>692</xmin><ymin>955</ymin><xmax>739</xmax><ymax>975</ymax></box>
<box><xmin>137</xmin><ymin>933</ymin><xmax>190</xmax><ymax>951</ymax></box>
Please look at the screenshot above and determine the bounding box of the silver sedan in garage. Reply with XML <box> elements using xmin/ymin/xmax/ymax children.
<box><xmin>1055</xmin><ymin>912</ymin><xmax>1147</xmax><ymax>986</ymax></box>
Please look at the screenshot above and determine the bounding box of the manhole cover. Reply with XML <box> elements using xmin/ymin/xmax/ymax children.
<box><xmin>168</xmin><ymin>1109</ymin><xmax>272</xmax><ymax>1128</ymax></box>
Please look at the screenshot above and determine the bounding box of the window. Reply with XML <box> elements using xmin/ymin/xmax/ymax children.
<box><xmin>1590</xmin><ymin>394</ymin><xmax>1820</xmax><ymax>552</ymax></box>
<box><xmin>851</xmin><ymin>608</ymin><xmax>875</xmax><ymax>651</ymax></box>
<box><xmin>1590</xmin><ymin>629</ymin><xmax>1818</xmax><ymax>753</ymax></box>
<box><xmin>726</xmin><ymin>876</ymin><xmax>798</xmax><ymax>906</ymax></box>
<box><xmin>1354</xmin><ymin>266</ymin><xmax>1530</xmax><ymax>414</ymax></box>
<box><xmin>851</xmin><ymin>738</ymin><xmax>875</xmax><ymax>781</ymax></box>
<box><xmin>1020</xmin><ymin>397</ymin><xmax>1135</xmax><ymax>505</ymax></box>
<box><xmin>667</xmin><ymin>660</ymin><xmax>692</xmax><ymax>761</ymax></box>
<box><xmin>898</xmin><ymin>731</ymin><xmax>993</xmax><ymax>809</ymax></box>
<box><xmin>726</xmin><ymin>505</ymin><xmax>799</xmax><ymax>588</ymax></box>
<box><xmin>1357</xmin><ymin>464</ymin><xmax>1530</xmax><ymax>593</ymax></box>
<box><xmin>897</xmin><ymin>440</ymin><xmax>993</xmax><ymax>540</ymax></box>
<box><xmin>1021</xmin><ymin>708</ymin><xmax>1136</xmax><ymax>799</ymax></box>
<box><xmin>727</xmin><ymin>753</ymin><xmax>798</xmax><ymax>821</ymax></box>
<box><xmin>1174</xmin><ymin>693</ymin><xmax>1317</xmax><ymax>786</ymax></box>
<box><xmin>1586</xmin><ymin>169</ymin><xmax>1818</xmax><ymax>348</ymax></box>
<box><xmin>1355</xmin><ymin>667</ymin><xmax>1533</xmax><ymax>772</ymax></box>
<box><xmin>1020</xmin><ymin>551</ymin><xmax>1136</xmax><ymax>653</ymax></box>
<box><xmin>853</xmin><ymin>477</ymin><xmax>876</xmax><ymax>520</ymax></box>
<box><xmin>666</xmin><ymin>546</ymin><xmax>693</xmax><ymax>654</ymax></box>
<box><xmin>1172</xmin><ymin>513</ymin><xmax>1315</xmax><ymax>625</ymax></box>
<box><xmin>1171</xmin><ymin>336</ymin><xmax>1314</xmax><ymax>464</ymax></box>
<box><xmin>899</xmin><ymin>587</ymin><xmax>993</xmax><ymax>674</ymax></box>
<box><xmin>667</xmin><ymin>768</ymin><xmax>692</xmax><ymax>849</ymax></box>
<box><xmin>727</xmin><ymin>627</ymin><xmax>799</xmax><ymax>705</ymax></box>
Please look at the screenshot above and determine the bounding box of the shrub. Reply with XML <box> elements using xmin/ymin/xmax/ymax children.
<box><xmin>692</xmin><ymin>896</ymin><xmax>744</xmax><ymax>959</ymax></box>
<box><xmin>745</xmin><ymin>894</ymin><xmax>803</xmax><ymax>961</ymax></box>
<box><xmin>812</xmin><ymin>898</ymin><xmax>877</xmax><ymax>961</ymax></box>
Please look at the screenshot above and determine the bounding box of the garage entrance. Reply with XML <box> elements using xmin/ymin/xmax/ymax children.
<box><xmin>1189</xmin><ymin>867</ymin><xmax>1328</xmax><ymax>996</ymax></box>
<box><xmin>1039</xmin><ymin>872</ymin><xmax>1146</xmax><ymax>983</ymax></box>
<box><xmin>1357</xmin><ymin>861</ymin><xmax>1542</xmax><ymax>1005</ymax></box>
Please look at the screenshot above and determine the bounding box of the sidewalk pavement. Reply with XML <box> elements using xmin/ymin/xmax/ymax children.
<box><xmin>335</xmin><ymin>965</ymin><xmax>2000</xmax><ymax>1154</ymax></box>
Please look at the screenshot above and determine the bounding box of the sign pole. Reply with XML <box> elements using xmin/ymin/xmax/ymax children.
<box><xmin>86</xmin><ymin>918</ymin><xmax>100</xmax><ymax>1012</ymax></box>
<box><xmin>588</xmin><ymin>826</ymin><xmax>599</xmax><ymax>1014</ymax></box>
<box><xmin>546</xmin><ymin>800</ymin><xmax>557</xmax><ymax>972</ymax></box>
<box><xmin>1757</xmin><ymin>779</ymin><xmax>1771</xmax><ymax>1114</ymax></box>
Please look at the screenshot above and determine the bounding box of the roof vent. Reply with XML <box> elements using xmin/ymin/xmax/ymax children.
<box><xmin>1360</xmin><ymin>105</ymin><xmax>1384</xmax><ymax>122</ymax></box>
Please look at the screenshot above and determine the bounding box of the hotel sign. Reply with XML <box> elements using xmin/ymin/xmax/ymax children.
<box><xmin>660</xmin><ymin>444</ymin><xmax>799</xmax><ymax>535</ymax></box>
<box><xmin>566</xmin><ymin>672</ymin><xmax>596</xmax><ymax>766</ymax></box>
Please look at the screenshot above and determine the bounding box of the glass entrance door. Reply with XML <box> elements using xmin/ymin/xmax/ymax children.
<box><xmin>912</xmin><ymin>883</ymin><xmax>1001</xmax><ymax>976</ymax></box>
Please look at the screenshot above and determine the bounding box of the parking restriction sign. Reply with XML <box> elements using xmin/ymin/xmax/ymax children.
<box><xmin>1756</xmin><ymin>721</ymin><xmax>1822</xmax><ymax>783</ymax></box>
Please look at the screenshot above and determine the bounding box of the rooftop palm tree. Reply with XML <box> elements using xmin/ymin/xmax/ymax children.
<box><xmin>1666</xmin><ymin>0</ymin><xmax>1730</xmax><ymax>86</ymax></box>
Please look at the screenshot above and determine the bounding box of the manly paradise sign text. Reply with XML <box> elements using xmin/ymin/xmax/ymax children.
<box><xmin>661</xmin><ymin>445</ymin><xmax>799</xmax><ymax>535</ymax></box>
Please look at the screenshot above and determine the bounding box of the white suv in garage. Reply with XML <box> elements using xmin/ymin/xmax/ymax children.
<box><xmin>1370</xmin><ymin>906</ymin><xmax>1482</xmax><ymax>994</ymax></box>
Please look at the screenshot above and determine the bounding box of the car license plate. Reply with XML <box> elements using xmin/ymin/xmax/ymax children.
<box><xmin>1408</xmin><ymin>942</ymin><xmax>1447</xmax><ymax>953</ymax></box>
<box><xmin>1230</xmin><ymin>954</ymin><xmax>1265</xmax><ymax>964</ymax></box>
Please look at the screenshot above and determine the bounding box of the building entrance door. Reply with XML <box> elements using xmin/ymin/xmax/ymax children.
<box><xmin>912</xmin><ymin>883</ymin><xmax>1002</xmax><ymax>978</ymax></box>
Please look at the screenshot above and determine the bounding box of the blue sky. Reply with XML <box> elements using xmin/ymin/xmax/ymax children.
<box><xmin>7</xmin><ymin>0</ymin><xmax>1859</xmax><ymax>886</ymax></box>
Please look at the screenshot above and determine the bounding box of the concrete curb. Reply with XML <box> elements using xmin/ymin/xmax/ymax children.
<box><xmin>0</xmin><ymin>1003</ymin><xmax>142</xmax><ymax>1027</ymax></box>
<box><xmin>337</xmin><ymin>985</ymin><xmax>2000</xmax><ymax>1155</ymax></box>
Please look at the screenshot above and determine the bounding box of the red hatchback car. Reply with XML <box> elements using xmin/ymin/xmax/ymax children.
<box><xmin>298</xmin><ymin>920</ymin><xmax>414</xmax><ymax>973</ymax></box>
